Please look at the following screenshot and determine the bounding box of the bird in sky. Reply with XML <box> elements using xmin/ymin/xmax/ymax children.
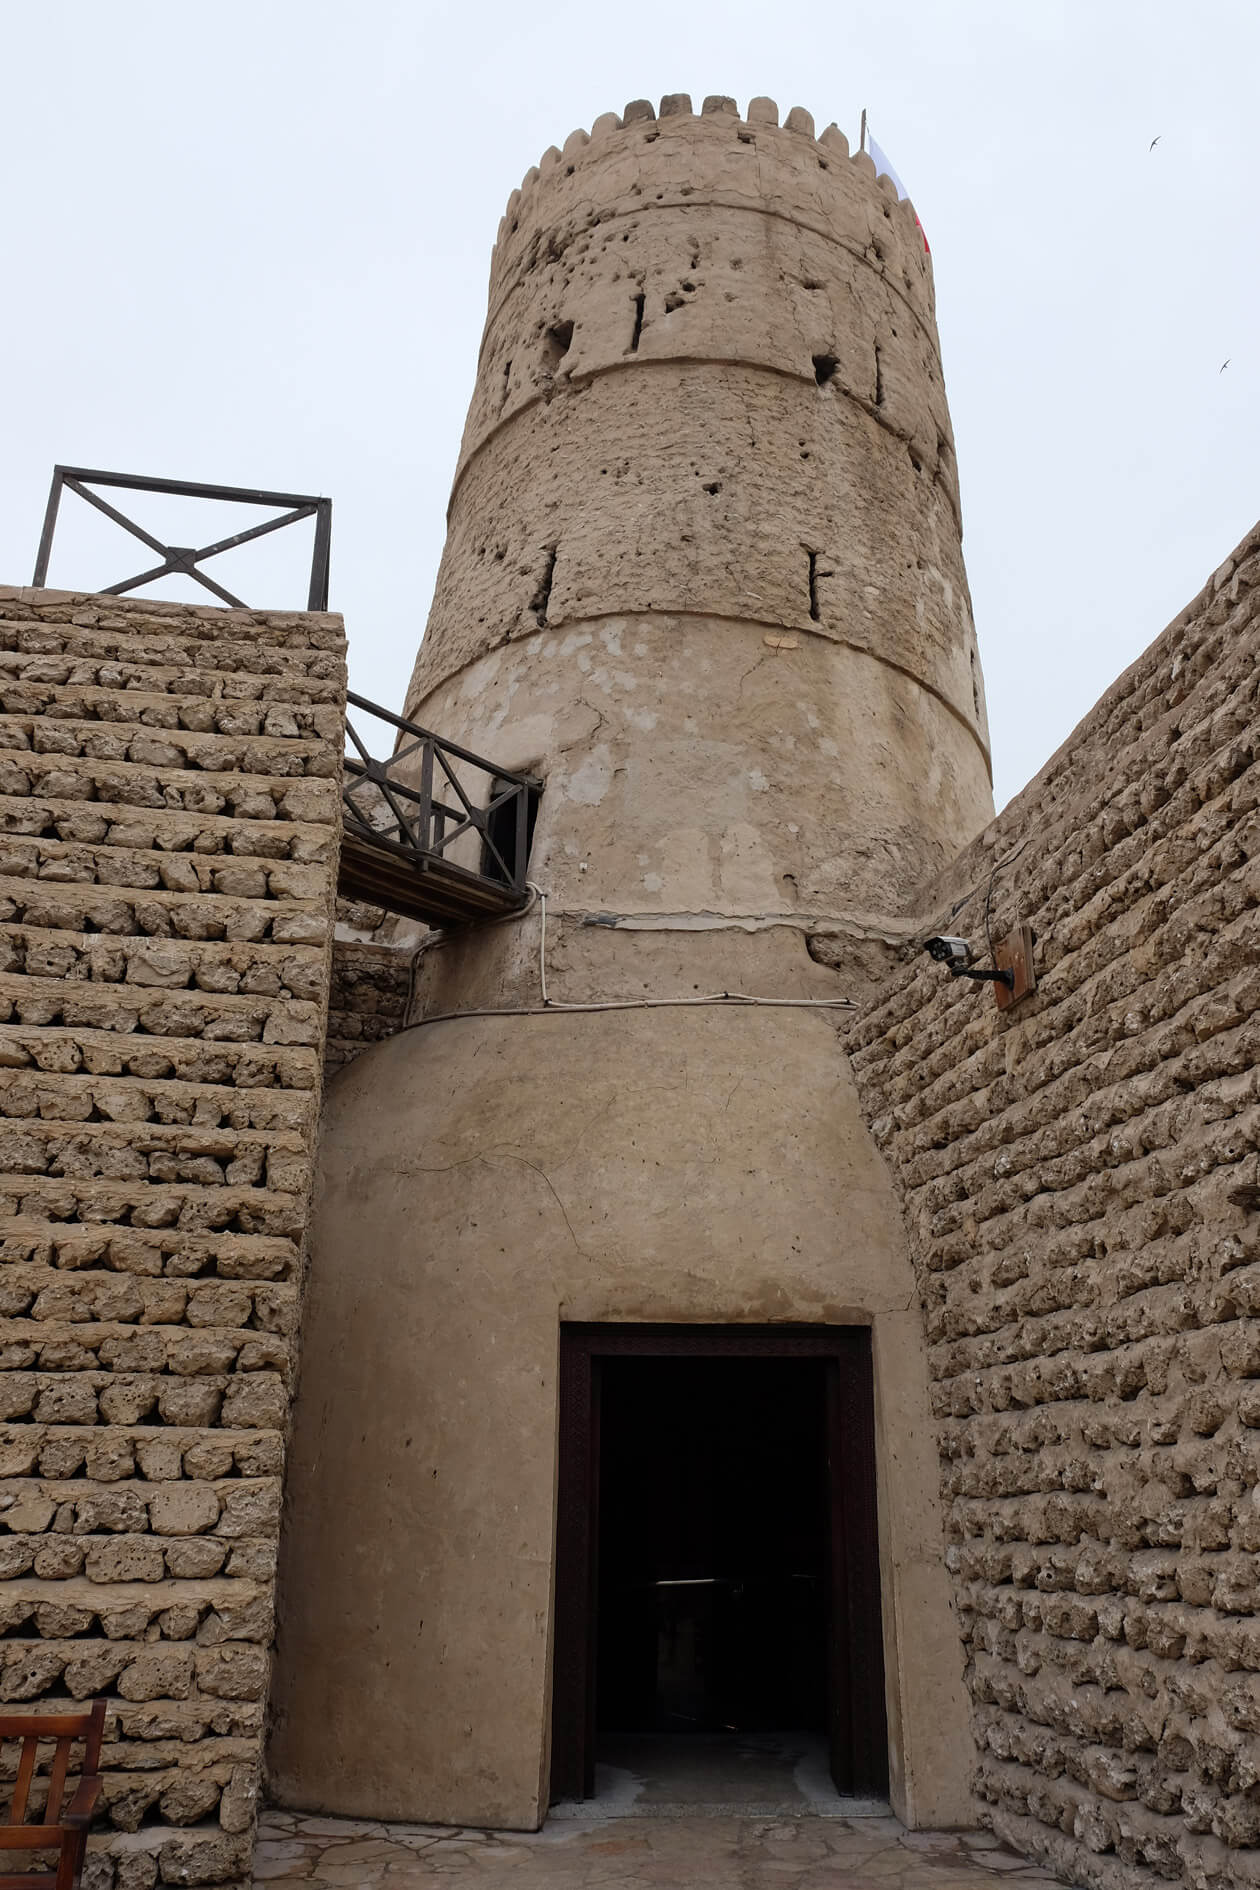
<box><xmin>1220</xmin><ymin>359</ymin><xmax>1231</xmax><ymax>373</ymax></box>
<box><xmin>1149</xmin><ymin>135</ymin><xmax>1161</xmax><ymax>151</ymax></box>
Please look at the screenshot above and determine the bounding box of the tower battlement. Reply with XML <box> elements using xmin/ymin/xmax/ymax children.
<box><xmin>409</xmin><ymin>98</ymin><xmax>983</xmax><ymax>834</ymax></box>
<box><xmin>494</xmin><ymin>95</ymin><xmax>930</xmax><ymax>317</ymax></box>
<box><xmin>453</xmin><ymin>96</ymin><xmax>947</xmax><ymax>532</ymax></box>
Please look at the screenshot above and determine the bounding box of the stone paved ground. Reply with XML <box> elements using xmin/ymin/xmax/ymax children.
<box><xmin>254</xmin><ymin>1808</ymin><xmax>1070</xmax><ymax>1889</ymax></box>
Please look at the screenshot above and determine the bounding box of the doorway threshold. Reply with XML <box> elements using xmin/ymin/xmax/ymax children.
<box><xmin>548</xmin><ymin>1732</ymin><xmax>891</xmax><ymax>1822</ymax></box>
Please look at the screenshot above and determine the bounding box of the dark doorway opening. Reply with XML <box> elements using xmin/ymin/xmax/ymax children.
<box><xmin>480</xmin><ymin>775</ymin><xmax>540</xmax><ymax>887</ymax></box>
<box><xmin>551</xmin><ymin>1325</ymin><xmax>888</xmax><ymax>1807</ymax></box>
<box><xmin>598</xmin><ymin>1357</ymin><xmax>827</xmax><ymax>1737</ymax></box>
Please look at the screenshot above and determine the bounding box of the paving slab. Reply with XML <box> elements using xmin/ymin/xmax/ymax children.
<box><xmin>256</xmin><ymin>1809</ymin><xmax>1071</xmax><ymax>1889</ymax></box>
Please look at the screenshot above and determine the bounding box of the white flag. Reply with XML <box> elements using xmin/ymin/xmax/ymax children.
<box><xmin>865</xmin><ymin>129</ymin><xmax>929</xmax><ymax>253</ymax></box>
<box><xmin>867</xmin><ymin>134</ymin><xmax>907</xmax><ymax>201</ymax></box>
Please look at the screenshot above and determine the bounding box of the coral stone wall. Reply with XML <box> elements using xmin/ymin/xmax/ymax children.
<box><xmin>0</xmin><ymin>588</ymin><xmax>345</xmax><ymax>1890</ymax></box>
<box><xmin>324</xmin><ymin>903</ymin><xmax>415</xmax><ymax>1081</ymax></box>
<box><xmin>847</xmin><ymin>523</ymin><xmax>1260</xmax><ymax>1890</ymax></box>
<box><xmin>324</xmin><ymin>939</ymin><xmax>411</xmax><ymax>1080</ymax></box>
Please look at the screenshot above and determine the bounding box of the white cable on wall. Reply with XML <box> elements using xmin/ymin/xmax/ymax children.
<box><xmin>408</xmin><ymin>887</ymin><xmax>914</xmax><ymax>949</ymax></box>
<box><xmin>400</xmin><ymin>882</ymin><xmax>857</xmax><ymax>1033</ymax></box>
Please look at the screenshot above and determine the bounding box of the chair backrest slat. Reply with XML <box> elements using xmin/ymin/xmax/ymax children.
<box><xmin>44</xmin><ymin>1737</ymin><xmax>72</xmax><ymax>1824</ymax></box>
<box><xmin>2</xmin><ymin>1702</ymin><xmax>106</xmax><ymax>1830</ymax></box>
<box><xmin>82</xmin><ymin>1701</ymin><xmax>105</xmax><ymax>1776</ymax></box>
<box><xmin>10</xmin><ymin>1735</ymin><xmax>38</xmax><ymax>1825</ymax></box>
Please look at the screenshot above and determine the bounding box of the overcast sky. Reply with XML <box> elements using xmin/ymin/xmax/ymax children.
<box><xmin>5</xmin><ymin>1</ymin><xmax>1257</xmax><ymax>811</ymax></box>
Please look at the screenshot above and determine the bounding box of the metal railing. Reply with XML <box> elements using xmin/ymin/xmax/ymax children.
<box><xmin>28</xmin><ymin>466</ymin><xmax>540</xmax><ymax>927</ymax></box>
<box><xmin>32</xmin><ymin>465</ymin><xmax>332</xmax><ymax>611</ymax></box>
<box><xmin>340</xmin><ymin>692</ymin><xmax>541</xmax><ymax>924</ymax></box>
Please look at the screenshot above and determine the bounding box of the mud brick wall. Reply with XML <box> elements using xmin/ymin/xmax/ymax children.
<box><xmin>848</xmin><ymin>522</ymin><xmax>1260</xmax><ymax>1890</ymax></box>
<box><xmin>325</xmin><ymin>903</ymin><xmax>413</xmax><ymax>1080</ymax></box>
<box><xmin>0</xmin><ymin>588</ymin><xmax>345</xmax><ymax>1889</ymax></box>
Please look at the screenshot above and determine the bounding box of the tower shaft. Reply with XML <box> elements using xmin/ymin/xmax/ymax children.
<box><xmin>271</xmin><ymin>96</ymin><xmax>990</xmax><ymax>1833</ymax></box>
<box><xmin>404</xmin><ymin>95</ymin><xmax>991</xmax><ymax>984</ymax></box>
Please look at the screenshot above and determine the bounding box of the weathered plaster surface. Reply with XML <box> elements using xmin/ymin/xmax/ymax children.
<box><xmin>270</xmin><ymin>1006</ymin><xmax>973</xmax><ymax>1832</ymax></box>
<box><xmin>406</xmin><ymin>107</ymin><xmax>986</xmax><ymax>771</ymax></box>
<box><xmin>407</xmin><ymin>613</ymin><xmax>990</xmax><ymax>949</ymax></box>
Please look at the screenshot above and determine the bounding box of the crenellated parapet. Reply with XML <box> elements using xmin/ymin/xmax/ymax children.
<box><xmin>457</xmin><ymin>94</ymin><xmax>943</xmax><ymax>506</ymax></box>
<box><xmin>492</xmin><ymin>94</ymin><xmax>928</xmax><ymax>317</ymax></box>
<box><xmin>405</xmin><ymin>93</ymin><xmax>986</xmax><ymax>887</ymax></box>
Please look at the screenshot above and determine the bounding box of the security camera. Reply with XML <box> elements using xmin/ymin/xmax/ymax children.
<box><xmin>924</xmin><ymin>935</ymin><xmax>972</xmax><ymax>969</ymax></box>
<box><xmin>924</xmin><ymin>933</ymin><xmax>1016</xmax><ymax>991</ymax></box>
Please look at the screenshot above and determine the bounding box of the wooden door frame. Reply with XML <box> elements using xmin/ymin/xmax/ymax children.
<box><xmin>550</xmin><ymin>1322</ymin><xmax>889</xmax><ymax>1804</ymax></box>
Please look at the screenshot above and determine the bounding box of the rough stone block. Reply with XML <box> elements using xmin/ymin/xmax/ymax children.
<box><xmin>149</xmin><ymin>1485</ymin><xmax>221</xmax><ymax>1536</ymax></box>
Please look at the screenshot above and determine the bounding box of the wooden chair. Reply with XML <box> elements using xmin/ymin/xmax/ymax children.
<box><xmin>0</xmin><ymin>1703</ymin><xmax>105</xmax><ymax>1890</ymax></box>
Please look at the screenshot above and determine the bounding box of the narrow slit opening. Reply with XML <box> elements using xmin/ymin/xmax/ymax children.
<box><xmin>530</xmin><ymin>546</ymin><xmax>558</xmax><ymax>626</ymax></box>
<box><xmin>807</xmin><ymin>550</ymin><xmax>820</xmax><ymax>623</ymax></box>
<box><xmin>629</xmin><ymin>292</ymin><xmax>646</xmax><ymax>353</ymax></box>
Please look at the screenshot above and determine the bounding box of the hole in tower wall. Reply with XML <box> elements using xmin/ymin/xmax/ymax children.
<box><xmin>813</xmin><ymin>354</ymin><xmax>838</xmax><ymax>386</ymax></box>
<box><xmin>874</xmin><ymin>344</ymin><xmax>884</xmax><ymax>407</ymax></box>
<box><xmin>529</xmin><ymin>546</ymin><xmax>558</xmax><ymax>626</ymax></box>
<box><xmin>628</xmin><ymin>292</ymin><xmax>646</xmax><ymax>353</ymax></box>
<box><xmin>500</xmin><ymin>358</ymin><xmax>513</xmax><ymax>410</ymax></box>
<box><xmin>544</xmin><ymin>321</ymin><xmax>574</xmax><ymax>370</ymax></box>
<box><xmin>970</xmin><ymin>647</ymin><xmax>982</xmax><ymax>719</ymax></box>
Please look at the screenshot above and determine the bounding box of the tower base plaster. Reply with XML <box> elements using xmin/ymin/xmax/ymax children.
<box><xmin>268</xmin><ymin>1006</ymin><xmax>975</xmax><ymax>1831</ymax></box>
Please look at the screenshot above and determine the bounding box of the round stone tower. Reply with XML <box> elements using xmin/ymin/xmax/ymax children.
<box><xmin>270</xmin><ymin>95</ymin><xmax>993</xmax><ymax>1834</ymax></box>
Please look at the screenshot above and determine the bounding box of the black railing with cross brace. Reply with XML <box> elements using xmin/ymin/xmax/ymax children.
<box><xmin>32</xmin><ymin>465</ymin><xmax>331</xmax><ymax>610</ymax></box>
<box><xmin>341</xmin><ymin>693</ymin><xmax>541</xmax><ymax>925</ymax></box>
<box><xmin>30</xmin><ymin>464</ymin><xmax>538</xmax><ymax>926</ymax></box>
